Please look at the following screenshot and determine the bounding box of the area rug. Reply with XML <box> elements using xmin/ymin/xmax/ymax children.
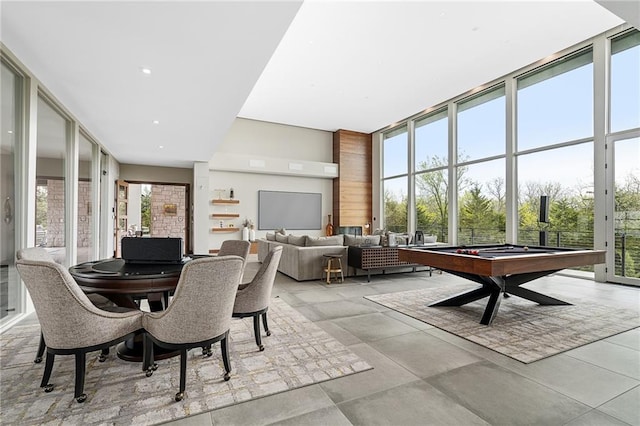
<box><xmin>0</xmin><ymin>298</ymin><xmax>371</xmax><ymax>425</ymax></box>
<box><xmin>365</xmin><ymin>284</ymin><xmax>640</xmax><ymax>363</ymax></box>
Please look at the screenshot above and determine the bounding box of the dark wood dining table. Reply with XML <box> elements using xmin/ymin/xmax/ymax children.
<box><xmin>69</xmin><ymin>256</ymin><xmax>206</xmax><ymax>361</ymax></box>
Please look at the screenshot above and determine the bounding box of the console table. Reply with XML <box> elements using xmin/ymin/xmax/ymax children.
<box><xmin>348</xmin><ymin>245</ymin><xmax>437</xmax><ymax>282</ymax></box>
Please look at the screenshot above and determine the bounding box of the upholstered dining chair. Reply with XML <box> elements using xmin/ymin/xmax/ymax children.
<box><xmin>142</xmin><ymin>255</ymin><xmax>244</xmax><ymax>402</ymax></box>
<box><xmin>15</xmin><ymin>248</ymin><xmax>144</xmax><ymax>403</ymax></box>
<box><xmin>232</xmin><ymin>246</ymin><xmax>283</xmax><ymax>351</ymax></box>
<box><xmin>161</xmin><ymin>240</ymin><xmax>250</xmax><ymax>309</ymax></box>
<box><xmin>15</xmin><ymin>247</ymin><xmax>117</xmax><ymax>364</ymax></box>
<box><xmin>217</xmin><ymin>240</ymin><xmax>251</xmax><ymax>266</ymax></box>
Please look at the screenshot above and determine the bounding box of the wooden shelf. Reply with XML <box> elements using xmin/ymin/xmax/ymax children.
<box><xmin>211</xmin><ymin>199</ymin><xmax>239</xmax><ymax>205</ymax></box>
<box><xmin>211</xmin><ymin>227</ymin><xmax>240</xmax><ymax>233</ymax></box>
<box><xmin>210</xmin><ymin>213</ymin><xmax>240</xmax><ymax>219</ymax></box>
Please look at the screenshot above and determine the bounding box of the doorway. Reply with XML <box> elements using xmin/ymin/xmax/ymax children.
<box><xmin>607</xmin><ymin>134</ymin><xmax>640</xmax><ymax>286</ymax></box>
<box><xmin>115</xmin><ymin>180</ymin><xmax>191</xmax><ymax>257</ymax></box>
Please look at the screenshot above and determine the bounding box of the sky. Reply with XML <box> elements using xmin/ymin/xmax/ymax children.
<box><xmin>383</xmin><ymin>40</ymin><xmax>640</xmax><ymax>200</ymax></box>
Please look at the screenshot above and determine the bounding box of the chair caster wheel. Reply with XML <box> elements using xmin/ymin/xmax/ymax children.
<box><xmin>76</xmin><ymin>394</ymin><xmax>87</xmax><ymax>403</ymax></box>
<box><xmin>145</xmin><ymin>364</ymin><xmax>157</xmax><ymax>377</ymax></box>
<box><xmin>43</xmin><ymin>384</ymin><xmax>54</xmax><ymax>393</ymax></box>
<box><xmin>266</xmin><ymin>331</ymin><xmax>272</xmax><ymax>337</ymax></box>
<box><xmin>259</xmin><ymin>345</ymin><xmax>265</xmax><ymax>351</ymax></box>
<box><xmin>223</xmin><ymin>373</ymin><xmax>230</xmax><ymax>381</ymax></box>
<box><xmin>175</xmin><ymin>392</ymin><xmax>184</xmax><ymax>402</ymax></box>
<box><xmin>34</xmin><ymin>357</ymin><xmax>42</xmax><ymax>364</ymax></box>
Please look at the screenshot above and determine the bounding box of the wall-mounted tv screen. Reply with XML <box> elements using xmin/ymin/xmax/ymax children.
<box><xmin>258</xmin><ymin>190</ymin><xmax>322</xmax><ymax>230</ymax></box>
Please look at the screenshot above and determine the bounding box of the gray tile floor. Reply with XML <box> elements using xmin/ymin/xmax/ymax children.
<box><xmin>20</xmin><ymin>256</ymin><xmax>640</xmax><ymax>425</ymax></box>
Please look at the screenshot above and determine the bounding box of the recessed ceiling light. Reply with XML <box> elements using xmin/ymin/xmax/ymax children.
<box><xmin>159</xmin><ymin>145</ymin><xmax>164</xmax><ymax>149</ymax></box>
<box><xmin>152</xmin><ymin>120</ymin><xmax>160</xmax><ymax>124</ymax></box>
<box><xmin>140</xmin><ymin>67</ymin><xmax>152</xmax><ymax>75</ymax></box>
<box><xmin>7</xmin><ymin>130</ymin><xmax>13</xmax><ymax>134</ymax></box>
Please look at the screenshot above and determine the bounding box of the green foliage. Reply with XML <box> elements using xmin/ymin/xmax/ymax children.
<box><xmin>141</xmin><ymin>186</ymin><xmax>151</xmax><ymax>231</ymax></box>
<box><xmin>383</xmin><ymin>188</ymin><xmax>407</xmax><ymax>232</ymax></box>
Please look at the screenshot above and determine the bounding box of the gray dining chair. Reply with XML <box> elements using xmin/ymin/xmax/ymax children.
<box><xmin>142</xmin><ymin>255</ymin><xmax>244</xmax><ymax>402</ymax></box>
<box><xmin>15</xmin><ymin>248</ymin><xmax>144</xmax><ymax>403</ymax></box>
<box><xmin>217</xmin><ymin>240</ymin><xmax>251</xmax><ymax>265</ymax></box>
<box><xmin>16</xmin><ymin>247</ymin><xmax>118</xmax><ymax>364</ymax></box>
<box><xmin>233</xmin><ymin>246</ymin><xmax>282</xmax><ymax>351</ymax></box>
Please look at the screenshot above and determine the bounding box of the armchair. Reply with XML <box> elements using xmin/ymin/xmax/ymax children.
<box><xmin>142</xmin><ymin>255</ymin><xmax>244</xmax><ymax>402</ymax></box>
<box><xmin>16</xmin><ymin>247</ymin><xmax>124</xmax><ymax>364</ymax></box>
<box><xmin>15</xmin><ymin>249</ymin><xmax>144</xmax><ymax>403</ymax></box>
<box><xmin>233</xmin><ymin>246</ymin><xmax>283</xmax><ymax>351</ymax></box>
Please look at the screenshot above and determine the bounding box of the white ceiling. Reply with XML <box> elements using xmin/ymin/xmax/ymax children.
<box><xmin>0</xmin><ymin>1</ymin><xmax>631</xmax><ymax>168</ymax></box>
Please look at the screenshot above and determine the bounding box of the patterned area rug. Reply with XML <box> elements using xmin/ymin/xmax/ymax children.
<box><xmin>0</xmin><ymin>298</ymin><xmax>371</xmax><ymax>425</ymax></box>
<box><xmin>366</xmin><ymin>284</ymin><xmax>640</xmax><ymax>363</ymax></box>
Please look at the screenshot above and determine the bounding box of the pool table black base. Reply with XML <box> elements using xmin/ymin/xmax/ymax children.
<box><xmin>430</xmin><ymin>269</ymin><xmax>572</xmax><ymax>325</ymax></box>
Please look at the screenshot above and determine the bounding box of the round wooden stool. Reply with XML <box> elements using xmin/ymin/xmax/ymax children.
<box><xmin>322</xmin><ymin>254</ymin><xmax>344</xmax><ymax>284</ymax></box>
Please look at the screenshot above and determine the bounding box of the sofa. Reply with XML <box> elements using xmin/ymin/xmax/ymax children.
<box><xmin>257</xmin><ymin>233</ymin><xmax>382</xmax><ymax>281</ymax></box>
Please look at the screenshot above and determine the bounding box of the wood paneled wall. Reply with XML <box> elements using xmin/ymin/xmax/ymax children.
<box><xmin>333</xmin><ymin>129</ymin><xmax>372</xmax><ymax>231</ymax></box>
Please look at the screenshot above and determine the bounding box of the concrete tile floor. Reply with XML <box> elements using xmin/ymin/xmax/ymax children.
<box><xmin>18</xmin><ymin>255</ymin><xmax>640</xmax><ymax>425</ymax></box>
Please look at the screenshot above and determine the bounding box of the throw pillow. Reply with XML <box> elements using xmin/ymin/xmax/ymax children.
<box><xmin>288</xmin><ymin>235</ymin><xmax>307</xmax><ymax>246</ymax></box>
<box><xmin>275</xmin><ymin>233</ymin><xmax>289</xmax><ymax>244</ymax></box>
<box><xmin>265</xmin><ymin>233</ymin><xmax>276</xmax><ymax>241</ymax></box>
<box><xmin>276</xmin><ymin>228</ymin><xmax>287</xmax><ymax>235</ymax></box>
<box><xmin>305</xmin><ymin>235</ymin><xmax>344</xmax><ymax>246</ymax></box>
<box><xmin>344</xmin><ymin>234</ymin><xmax>381</xmax><ymax>246</ymax></box>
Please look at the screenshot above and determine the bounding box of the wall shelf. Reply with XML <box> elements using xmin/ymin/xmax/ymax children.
<box><xmin>211</xmin><ymin>199</ymin><xmax>239</xmax><ymax>205</ymax></box>
<box><xmin>211</xmin><ymin>227</ymin><xmax>240</xmax><ymax>233</ymax></box>
<box><xmin>210</xmin><ymin>213</ymin><xmax>240</xmax><ymax>219</ymax></box>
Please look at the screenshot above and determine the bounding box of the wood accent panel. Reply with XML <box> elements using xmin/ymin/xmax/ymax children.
<box><xmin>333</xmin><ymin>130</ymin><xmax>372</xmax><ymax>231</ymax></box>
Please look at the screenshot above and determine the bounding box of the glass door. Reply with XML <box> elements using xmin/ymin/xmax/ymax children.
<box><xmin>0</xmin><ymin>60</ymin><xmax>23</xmax><ymax>325</ymax></box>
<box><xmin>608</xmin><ymin>136</ymin><xmax>640</xmax><ymax>286</ymax></box>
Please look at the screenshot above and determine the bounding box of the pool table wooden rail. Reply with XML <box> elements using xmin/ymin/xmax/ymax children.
<box><xmin>398</xmin><ymin>247</ymin><xmax>606</xmax><ymax>277</ymax></box>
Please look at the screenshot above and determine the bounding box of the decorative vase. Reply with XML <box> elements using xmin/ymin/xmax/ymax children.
<box><xmin>242</xmin><ymin>226</ymin><xmax>249</xmax><ymax>241</ymax></box>
<box><xmin>325</xmin><ymin>214</ymin><xmax>334</xmax><ymax>236</ymax></box>
<box><xmin>249</xmin><ymin>227</ymin><xmax>255</xmax><ymax>241</ymax></box>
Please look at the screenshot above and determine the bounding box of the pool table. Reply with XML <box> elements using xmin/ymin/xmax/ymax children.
<box><xmin>398</xmin><ymin>244</ymin><xmax>606</xmax><ymax>325</ymax></box>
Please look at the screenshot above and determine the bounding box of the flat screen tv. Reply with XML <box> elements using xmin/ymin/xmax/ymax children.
<box><xmin>258</xmin><ymin>190</ymin><xmax>322</xmax><ymax>230</ymax></box>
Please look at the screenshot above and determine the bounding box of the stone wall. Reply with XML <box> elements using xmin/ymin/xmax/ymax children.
<box><xmin>151</xmin><ymin>184</ymin><xmax>186</xmax><ymax>239</ymax></box>
<box><xmin>77</xmin><ymin>180</ymin><xmax>91</xmax><ymax>247</ymax></box>
<box><xmin>42</xmin><ymin>179</ymin><xmax>92</xmax><ymax>248</ymax></box>
<box><xmin>45</xmin><ymin>179</ymin><xmax>65</xmax><ymax>247</ymax></box>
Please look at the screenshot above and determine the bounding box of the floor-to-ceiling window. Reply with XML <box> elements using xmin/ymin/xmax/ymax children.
<box><xmin>0</xmin><ymin>59</ymin><xmax>24</xmax><ymax>324</ymax></box>
<box><xmin>382</xmin><ymin>126</ymin><xmax>408</xmax><ymax>233</ymax></box>
<box><xmin>377</xmin><ymin>25</ymin><xmax>637</xmax><ymax>283</ymax></box>
<box><xmin>0</xmin><ymin>46</ymin><xmax>115</xmax><ymax>330</ymax></box>
<box><xmin>516</xmin><ymin>48</ymin><xmax>594</xmax><ymax>256</ymax></box>
<box><xmin>609</xmin><ymin>29</ymin><xmax>640</xmax><ymax>283</ymax></box>
<box><xmin>415</xmin><ymin>109</ymin><xmax>449</xmax><ymax>242</ymax></box>
<box><xmin>457</xmin><ymin>86</ymin><xmax>506</xmax><ymax>245</ymax></box>
<box><xmin>36</xmin><ymin>95</ymin><xmax>70</xmax><ymax>265</ymax></box>
<box><xmin>77</xmin><ymin>132</ymin><xmax>97</xmax><ymax>263</ymax></box>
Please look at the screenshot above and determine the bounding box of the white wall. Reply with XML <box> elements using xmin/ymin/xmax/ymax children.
<box><xmin>206</xmin><ymin>118</ymin><xmax>335</xmax><ymax>251</ymax></box>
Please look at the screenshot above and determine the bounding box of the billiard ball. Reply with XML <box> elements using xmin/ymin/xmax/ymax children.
<box><xmin>456</xmin><ymin>249</ymin><xmax>463</xmax><ymax>254</ymax></box>
<box><xmin>523</xmin><ymin>246</ymin><xmax>529</xmax><ymax>251</ymax></box>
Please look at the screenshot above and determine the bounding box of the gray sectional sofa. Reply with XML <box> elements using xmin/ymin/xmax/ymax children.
<box><xmin>257</xmin><ymin>233</ymin><xmax>381</xmax><ymax>281</ymax></box>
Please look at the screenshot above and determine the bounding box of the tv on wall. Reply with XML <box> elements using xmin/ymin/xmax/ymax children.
<box><xmin>258</xmin><ymin>190</ymin><xmax>322</xmax><ymax>230</ymax></box>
